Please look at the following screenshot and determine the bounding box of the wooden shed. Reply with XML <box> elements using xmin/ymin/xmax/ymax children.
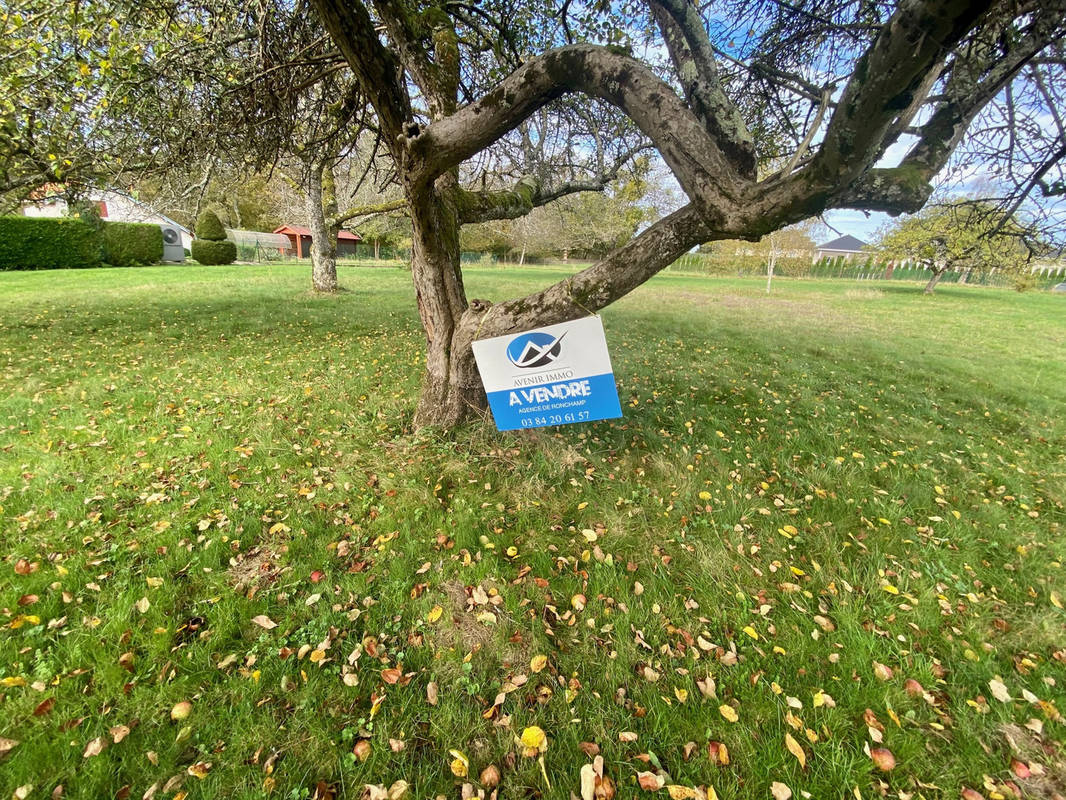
<box><xmin>273</xmin><ymin>224</ymin><xmax>362</xmax><ymax>258</ymax></box>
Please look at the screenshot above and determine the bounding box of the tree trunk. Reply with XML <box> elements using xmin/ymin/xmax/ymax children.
<box><xmin>924</xmin><ymin>268</ymin><xmax>945</xmax><ymax>294</ymax></box>
<box><xmin>409</xmin><ymin>176</ymin><xmax>488</xmax><ymax>428</ymax></box>
<box><xmin>307</xmin><ymin>166</ymin><xmax>339</xmax><ymax>293</ymax></box>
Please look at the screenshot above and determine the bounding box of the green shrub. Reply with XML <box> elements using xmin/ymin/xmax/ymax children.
<box><xmin>191</xmin><ymin>210</ymin><xmax>235</xmax><ymax>265</ymax></box>
<box><xmin>194</xmin><ymin>210</ymin><xmax>227</xmax><ymax>241</ymax></box>
<box><xmin>102</xmin><ymin>221</ymin><xmax>163</xmax><ymax>266</ymax></box>
<box><xmin>191</xmin><ymin>239</ymin><xmax>237</xmax><ymax>265</ymax></box>
<box><xmin>0</xmin><ymin>215</ymin><xmax>102</xmax><ymax>270</ymax></box>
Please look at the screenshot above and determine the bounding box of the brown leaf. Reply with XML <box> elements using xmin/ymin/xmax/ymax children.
<box><xmin>479</xmin><ymin>765</ymin><xmax>500</xmax><ymax>788</ymax></box>
<box><xmin>33</xmin><ymin>697</ymin><xmax>55</xmax><ymax>717</ymax></box>
<box><xmin>636</xmin><ymin>771</ymin><xmax>662</xmax><ymax>791</ymax></box>
<box><xmin>381</xmin><ymin>668</ymin><xmax>402</xmax><ymax>685</ymax></box>
<box><xmin>426</xmin><ymin>681</ymin><xmax>439</xmax><ymax>706</ymax></box>
<box><xmin>83</xmin><ymin>737</ymin><xmax>107</xmax><ymax>758</ymax></box>
<box><xmin>110</xmin><ymin>725</ymin><xmax>131</xmax><ymax>743</ymax></box>
<box><xmin>578</xmin><ymin>742</ymin><xmax>600</xmax><ymax>757</ymax></box>
<box><xmin>0</xmin><ymin>737</ymin><xmax>19</xmax><ymax>756</ymax></box>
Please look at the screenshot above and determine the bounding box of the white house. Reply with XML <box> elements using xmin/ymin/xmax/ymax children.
<box><xmin>814</xmin><ymin>234</ymin><xmax>868</xmax><ymax>261</ymax></box>
<box><xmin>20</xmin><ymin>188</ymin><xmax>193</xmax><ymax>250</ymax></box>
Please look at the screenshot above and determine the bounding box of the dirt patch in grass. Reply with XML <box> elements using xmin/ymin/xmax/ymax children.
<box><xmin>1000</xmin><ymin>723</ymin><xmax>1066</xmax><ymax>798</ymax></box>
<box><xmin>427</xmin><ymin>580</ymin><xmax>531</xmax><ymax>681</ymax></box>
<box><xmin>228</xmin><ymin>536</ymin><xmax>291</xmax><ymax>598</ymax></box>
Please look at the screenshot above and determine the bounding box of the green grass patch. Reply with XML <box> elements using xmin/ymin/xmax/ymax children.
<box><xmin>1</xmin><ymin>264</ymin><xmax>1064</xmax><ymax>800</ymax></box>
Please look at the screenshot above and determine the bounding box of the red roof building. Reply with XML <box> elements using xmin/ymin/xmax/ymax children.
<box><xmin>273</xmin><ymin>225</ymin><xmax>362</xmax><ymax>258</ymax></box>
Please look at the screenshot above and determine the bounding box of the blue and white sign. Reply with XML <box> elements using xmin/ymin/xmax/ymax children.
<box><xmin>472</xmin><ymin>316</ymin><xmax>622</xmax><ymax>431</ymax></box>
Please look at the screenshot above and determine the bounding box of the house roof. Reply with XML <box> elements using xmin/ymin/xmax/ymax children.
<box><xmin>816</xmin><ymin>234</ymin><xmax>868</xmax><ymax>252</ymax></box>
<box><xmin>274</xmin><ymin>224</ymin><xmax>361</xmax><ymax>241</ymax></box>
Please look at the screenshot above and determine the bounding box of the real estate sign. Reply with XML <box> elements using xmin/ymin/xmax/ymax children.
<box><xmin>471</xmin><ymin>316</ymin><xmax>622</xmax><ymax>431</ymax></box>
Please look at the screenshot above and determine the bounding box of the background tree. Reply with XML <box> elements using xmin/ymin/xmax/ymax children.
<box><xmin>875</xmin><ymin>202</ymin><xmax>1036</xmax><ymax>293</ymax></box>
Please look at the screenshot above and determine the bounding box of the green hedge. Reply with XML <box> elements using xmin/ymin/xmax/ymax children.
<box><xmin>102</xmin><ymin>221</ymin><xmax>163</xmax><ymax>266</ymax></box>
<box><xmin>0</xmin><ymin>216</ymin><xmax>103</xmax><ymax>270</ymax></box>
<box><xmin>191</xmin><ymin>239</ymin><xmax>237</xmax><ymax>265</ymax></box>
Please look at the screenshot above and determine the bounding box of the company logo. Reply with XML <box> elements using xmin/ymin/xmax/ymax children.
<box><xmin>506</xmin><ymin>330</ymin><xmax>567</xmax><ymax>369</ymax></box>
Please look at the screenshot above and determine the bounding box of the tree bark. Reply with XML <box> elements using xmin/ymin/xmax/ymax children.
<box><xmin>924</xmin><ymin>268</ymin><xmax>945</xmax><ymax>294</ymax></box>
<box><xmin>409</xmin><ymin>175</ymin><xmax>487</xmax><ymax>428</ymax></box>
<box><xmin>307</xmin><ymin>166</ymin><xmax>340</xmax><ymax>293</ymax></box>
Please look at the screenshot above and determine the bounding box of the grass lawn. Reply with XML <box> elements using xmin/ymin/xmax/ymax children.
<box><xmin>1</xmin><ymin>263</ymin><xmax>1064</xmax><ymax>800</ymax></box>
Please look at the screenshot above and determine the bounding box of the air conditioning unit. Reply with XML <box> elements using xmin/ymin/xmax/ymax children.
<box><xmin>160</xmin><ymin>224</ymin><xmax>185</xmax><ymax>262</ymax></box>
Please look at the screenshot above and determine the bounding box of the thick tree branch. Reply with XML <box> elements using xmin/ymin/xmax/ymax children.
<box><xmin>310</xmin><ymin>0</ymin><xmax>412</xmax><ymax>146</ymax></box>
<box><xmin>332</xmin><ymin>197</ymin><xmax>407</xmax><ymax>226</ymax></box>
<box><xmin>409</xmin><ymin>44</ymin><xmax>747</xmax><ymax>224</ymax></box>
<box><xmin>648</xmin><ymin>0</ymin><xmax>756</xmax><ymax>177</ymax></box>
<box><xmin>471</xmin><ymin>203</ymin><xmax>712</xmax><ymax>336</ymax></box>
<box><xmin>372</xmin><ymin>0</ymin><xmax>459</xmax><ymax>118</ymax></box>
<box><xmin>902</xmin><ymin>6</ymin><xmax>1066</xmax><ymax>179</ymax></box>
<box><xmin>812</xmin><ymin>0</ymin><xmax>995</xmax><ymax>191</ymax></box>
<box><xmin>457</xmin><ymin>143</ymin><xmax>652</xmax><ymax>224</ymax></box>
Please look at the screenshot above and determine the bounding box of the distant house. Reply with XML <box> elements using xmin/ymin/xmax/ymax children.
<box><xmin>19</xmin><ymin>187</ymin><xmax>193</xmax><ymax>249</ymax></box>
<box><xmin>815</xmin><ymin>235</ymin><xmax>868</xmax><ymax>261</ymax></box>
<box><xmin>273</xmin><ymin>225</ymin><xmax>362</xmax><ymax>259</ymax></box>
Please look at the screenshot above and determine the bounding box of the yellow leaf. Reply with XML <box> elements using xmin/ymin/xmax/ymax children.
<box><xmin>784</xmin><ymin>733</ymin><xmax>806</xmax><ymax>769</ymax></box>
<box><xmin>1051</xmin><ymin>591</ymin><xmax>1063</xmax><ymax>609</ymax></box>
<box><xmin>742</xmin><ymin>626</ymin><xmax>758</xmax><ymax>640</ymax></box>
<box><xmin>530</xmin><ymin>654</ymin><xmax>548</xmax><ymax>673</ymax></box>
<box><xmin>698</xmin><ymin>491</ymin><xmax>712</xmax><ymax>501</ymax></box>
<box><xmin>448</xmin><ymin>749</ymin><xmax>469</xmax><ymax>777</ymax></box>
<box><xmin>674</xmin><ymin>687</ymin><xmax>688</xmax><ymax>703</ymax></box>
<box><xmin>667</xmin><ymin>786</ymin><xmax>698</xmax><ymax>799</ymax></box>
<box><xmin>881</xmin><ymin>584</ymin><xmax>899</xmax><ymax>595</ymax></box>
<box><xmin>519</xmin><ymin>726</ymin><xmax>547</xmax><ymax>754</ymax></box>
<box><xmin>718</xmin><ymin>704</ymin><xmax>738</xmax><ymax>723</ymax></box>
<box><xmin>426</xmin><ymin>605</ymin><xmax>443</xmax><ymax>624</ymax></box>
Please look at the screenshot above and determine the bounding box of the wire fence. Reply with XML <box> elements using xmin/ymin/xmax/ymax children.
<box><xmin>667</xmin><ymin>252</ymin><xmax>1066</xmax><ymax>290</ymax></box>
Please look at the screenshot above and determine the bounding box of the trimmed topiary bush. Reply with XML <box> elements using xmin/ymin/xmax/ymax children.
<box><xmin>190</xmin><ymin>239</ymin><xmax>237</xmax><ymax>265</ymax></box>
<box><xmin>191</xmin><ymin>210</ymin><xmax>236</xmax><ymax>265</ymax></box>
<box><xmin>0</xmin><ymin>216</ymin><xmax>102</xmax><ymax>270</ymax></box>
<box><xmin>102</xmin><ymin>221</ymin><xmax>163</xmax><ymax>266</ymax></box>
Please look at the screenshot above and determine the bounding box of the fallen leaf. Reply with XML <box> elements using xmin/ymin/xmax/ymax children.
<box><xmin>83</xmin><ymin>737</ymin><xmax>107</xmax><ymax>758</ymax></box>
<box><xmin>426</xmin><ymin>681</ymin><xmax>438</xmax><ymax>706</ymax></box>
<box><xmin>0</xmin><ymin>737</ymin><xmax>19</xmax><ymax>756</ymax></box>
<box><xmin>637</xmin><ymin>771</ymin><xmax>663</xmax><ymax>791</ymax></box>
<box><xmin>666</xmin><ymin>786</ymin><xmax>697</xmax><ymax>799</ymax></box>
<box><xmin>784</xmin><ymin>733</ymin><xmax>806</xmax><ymax>769</ymax></box>
<box><xmin>531</xmin><ymin>654</ymin><xmax>548</xmax><ymax>673</ymax></box>
<box><xmin>479</xmin><ymin>764</ymin><xmax>500</xmax><ymax>788</ymax></box>
<box><xmin>110</xmin><ymin>725</ymin><xmax>130</xmax><ymax>743</ymax></box>
<box><xmin>718</xmin><ymin>704</ymin><xmax>738</xmax><ymax>723</ymax></box>
<box><xmin>707</xmin><ymin>740</ymin><xmax>729</xmax><ymax>766</ymax></box>
<box><xmin>770</xmin><ymin>782</ymin><xmax>792</xmax><ymax>800</ymax></box>
<box><xmin>426</xmin><ymin>605</ymin><xmax>443</xmax><ymax>624</ymax></box>
<box><xmin>448</xmin><ymin>749</ymin><xmax>469</xmax><ymax>778</ymax></box>
<box><xmin>251</xmin><ymin>615</ymin><xmax>277</xmax><ymax>630</ymax></box>
<box><xmin>989</xmin><ymin>678</ymin><xmax>1012</xmax><ymax>703</ymax></box>
<box><xmin>872</xmin><ymin>662</ymin><xmax>893</xmax><ymax>681</ymax></box>
<box><xmin>170</xmin><ymin>701</ymin><xmax>192</xmax><ymax>720</ymax></box>
<box><xmin>519</xmin><ymin>726</ymin><xmax>548</xmax><ymax>757</ymax></box>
